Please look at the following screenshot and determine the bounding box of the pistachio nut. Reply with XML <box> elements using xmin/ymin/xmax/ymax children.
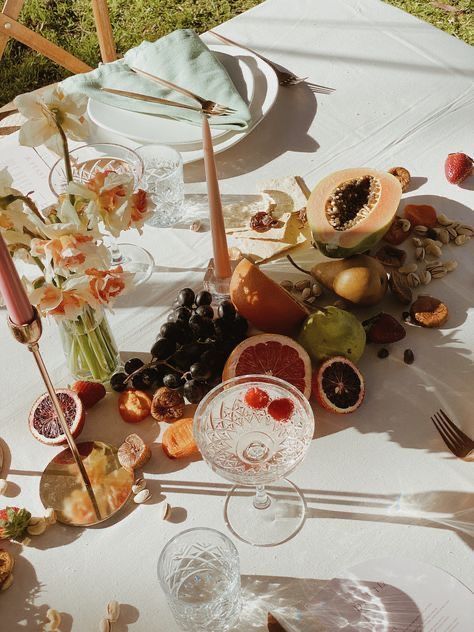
<box><xmin>106</xmin><ymin>600</ymin><xmax>120</xmax><ymax>623</ymax></box>
<box><xmin>280</xmin><ymin>280</ymin><xmax>294</xmax><ymax>291</ymax></box>
<box><xmin>27</xmin><ymin>517</ymin><xmax>47</xmax><ymax>536</ymax></box>
<box><xmin>444</xmin><ymin>260</ymin><xmax>458</xmax><ymax>272</ymax></box>
<box><xmin>294</xmin><ymin>279</ymin><xmax>310</xmax><ymax>291</ymax></box>
<box><xmin>133</xmin><ymin>489</ymin><xmax>151</xmax><ymax>504</ymax></box>
<box><xmin>454</xmin><ymin>234</ymin><xmax>470</xmax><ymax>246</ymax></box>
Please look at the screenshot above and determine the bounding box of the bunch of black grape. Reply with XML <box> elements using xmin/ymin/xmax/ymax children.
<box><xmin>111</xmin><ymin>288</ymin><xmax>248</xmax><ymax>404</ymax></box>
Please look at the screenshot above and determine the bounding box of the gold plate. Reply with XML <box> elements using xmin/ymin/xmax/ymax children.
<box><xmin>40</xmin><ymin>441</ymin><xmax>134</xmax><ymax>527</ymax></box>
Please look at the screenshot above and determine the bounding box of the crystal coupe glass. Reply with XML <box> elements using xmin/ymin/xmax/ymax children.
<box><xmin>194</xmin><ymin>375</ymin><xmax>315</xmax><ymax>546</ymax></box>
<box><xmin>49</xmin><ymin>143</ymin><xmax>154</xmax><ymax>286</ymax></box>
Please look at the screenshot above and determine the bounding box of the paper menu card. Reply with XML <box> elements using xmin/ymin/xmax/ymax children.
<box><xmin>269</xmin><ymin>558</ymin><xmax>472</xmax><ymax>631</ymax></box>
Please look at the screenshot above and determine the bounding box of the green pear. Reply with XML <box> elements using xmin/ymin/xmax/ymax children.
<box><xmin>298</xmin><ymin>306</ymin><xmax>366</xmax><ymax>363</ymax></box>
<box><xmin>311</xmin><ymin>255</ymin><xmax>387</xmax><ymax>306</ymax></box>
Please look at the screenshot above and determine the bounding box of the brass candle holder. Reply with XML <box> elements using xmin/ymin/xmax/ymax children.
<box><xmin>8</xmin><ymin>309</ymin><xmax>133</xmax><ymax>527</ymax></box>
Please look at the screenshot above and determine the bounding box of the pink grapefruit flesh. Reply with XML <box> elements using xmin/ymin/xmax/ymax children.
<box><xmin>222</xmin><ymin>334</ymin><xmax>312</xmax><ymax>398</ymax></box>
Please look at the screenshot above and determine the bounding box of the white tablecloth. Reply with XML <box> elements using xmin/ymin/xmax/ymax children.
<box><xmin>1</xmin><ymin>0</ymin><xmax>473</xmax><ymax>629</ymax></box>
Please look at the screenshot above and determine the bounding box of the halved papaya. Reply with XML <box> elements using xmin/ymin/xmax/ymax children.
<box><xmin>307</xmin><ymin>168</ymin><xmax>402</xmax><ymax>258</ymax></box>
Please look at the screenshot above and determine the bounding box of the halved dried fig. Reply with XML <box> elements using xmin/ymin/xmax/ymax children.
<box><xmin>388</xmin><ymin>167</ymin><xmax>411</xmax><ymax>192</ymax></box>
<box><xmin>375</xmin><ymin>244</ymin><xmax>407</xmax><ymax>267</ymax></box>
<box><xmin>389</xmin><ymin>270</ymin><xmax>412</xmax><ymax>305</ymax></box>
<box><xmin>363</xmin><ymin>313</ymin><xmax>406</xmax><ymax>344</ymax></box>
<box><xmin>250</xmin><ymin>211</ymin><xmax>278</xmax><ymax>233</ymax></box>
<box><xmin>118</xmin><ymin>433</ymin><xmax>151</xmax><ymax>471</ymax></box>
<box><xmin>151</xmin><ymin>387</ymin><xmax>185</xmax><ymax>422</ymax></box>
<box><xmin>410</xmin><ymin>295</ymin><xmax>448</xmax><ymax>328</ymax></box>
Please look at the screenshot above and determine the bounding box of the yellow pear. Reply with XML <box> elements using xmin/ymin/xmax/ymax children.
<box><xmin>311</xmin><ymin>255</ymin><xmax>387</xmax><ymax>306</ymax></box>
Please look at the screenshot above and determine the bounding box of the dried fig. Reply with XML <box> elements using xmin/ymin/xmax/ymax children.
<box><xmin>410</xmin><ymin>296</ymin><xmax>448</xmax><ymax>328</ymax></box>
<box><xmin>363</xmin><ymin>313</ymin><xmax>406</xmax><ymax>344</ymax></box>
<box><xmin>151</xmin><ymin>387</ymin><xmax>185</xmax><ymax>422</ymax></box>
<box><xmin>375</xmin><ymin>245</ymin><xmax>407</xmax><ymax>267</ymax></box>
<box><xmin>389</xmin><ymin>270</ymin><xmax>412</xmax><ymax>305</ymax></box>
<box><xmin>388</xmin><ymin>167</ymin><xmax>411</xmax><ymax>192</ymax></box>
<box><xmin>250</xmin><ymin>211</ymin><xmax>278</xmax><ymax>233</ymax></box>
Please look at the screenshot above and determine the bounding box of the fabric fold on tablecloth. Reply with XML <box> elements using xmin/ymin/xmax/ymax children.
<box><xmin>60</xmin><ymin>29</ymin><xmax>251</xmax><ymax>130</ymax></box>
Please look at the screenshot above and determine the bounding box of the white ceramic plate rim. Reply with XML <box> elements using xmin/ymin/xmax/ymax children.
<box><xmin>87</xmin><ymin>45</ymin><xmax>255</xmax><ymax>147</ymax></box>
<box><xmin>86</xmin><ymin>44</ymin><xmax>279</xmax><ymax>164</ymax></box>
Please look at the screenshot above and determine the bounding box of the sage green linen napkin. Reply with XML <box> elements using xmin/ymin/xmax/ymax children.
<box><xmin>61</xmin><ymin>29</ymin><xmax>251</xmax><ymax>130</ymax></box>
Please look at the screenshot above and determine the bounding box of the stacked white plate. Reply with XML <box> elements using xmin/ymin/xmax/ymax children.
<box><xmin>87</xmin><ymin>44</ymin><xmax>279</xmax><ymax>164</ymax></box>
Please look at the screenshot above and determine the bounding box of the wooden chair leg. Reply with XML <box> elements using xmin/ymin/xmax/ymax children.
<box><xmin>92</xmin><ymin>0</ymin><xmax>117</xmax><ymax>63</ymax></box>
<box><xmin>0</xmin><ymin>14</ymin><xmax>92</xmax><ymax>74</ymax></box>
<box><xmin>0</xmin><ymin>0</ymin><xmax>24</xmax><ymax>58</ymax></box>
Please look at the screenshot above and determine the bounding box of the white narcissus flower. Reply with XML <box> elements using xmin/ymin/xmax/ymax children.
<box><xmin>30</xmin><ymin>229</ymin><xmax>110</xmax><ymax>277</ymax></box>
<box><xmin>67</xmin><ymin>172</ymin><xmax>135</xmax><ymax>238</ymax></box>
<box><xmin>29</xmin><ymin>282</ymin><xmax>90</xmax><ymax>322</ymax></box>
<box><xmin>0</xmin><ymin>167</ymin><xmax>43</xmax><ymax>237</ymax></box>
<box><xmin>14</xmin><ymin>86</ymin><xmax>89</xmax><ymax>155</ymax></box>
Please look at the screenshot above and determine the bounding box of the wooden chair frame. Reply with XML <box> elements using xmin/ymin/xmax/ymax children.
<box><xmin>0</xmin><ymin>0</ymin><xmax>117</xmax><ymax>74</ymax></box>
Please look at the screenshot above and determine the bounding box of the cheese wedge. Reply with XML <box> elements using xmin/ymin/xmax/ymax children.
<box><xmin>258</xmin><ymin>176</ymin><xmax>310</xmax><ymax>214</ymax></box>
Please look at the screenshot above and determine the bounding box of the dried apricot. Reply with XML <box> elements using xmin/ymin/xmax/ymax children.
<box><xmin>403</xmin><ymin>204</ymin><xmax>437</xmax><ymax>228</ymax></box>
<box><xmin>162</xmin><ymin>417</ymin><xmax>200</xmax><ymax>459</ymax></box>
<box><xmin>410</xmin><ymin>295</ymin><xmax>448</xmax><ymax>328</ymax></box>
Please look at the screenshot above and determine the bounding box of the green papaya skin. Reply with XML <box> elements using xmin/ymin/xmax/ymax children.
<box><xmin>315</xmin><ymin>224</ymin><xmax>391</xmax><ymax>258</ymax></box>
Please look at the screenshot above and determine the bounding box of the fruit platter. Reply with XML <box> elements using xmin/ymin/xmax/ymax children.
<box><xmin>1</xmin><ymin>4</ymin><xmax>473</xmax><ymax>629</ymax></box>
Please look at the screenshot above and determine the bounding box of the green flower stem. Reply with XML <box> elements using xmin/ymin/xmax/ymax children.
<box><xmin>55</xmin><ymin>120</ymin><xmax>73</xmax><ymax>184</ymax></box>
<box><xmin>59</xmin><ymin>307</ymin><xmax>119</xmax><ymax>383</ymax></box>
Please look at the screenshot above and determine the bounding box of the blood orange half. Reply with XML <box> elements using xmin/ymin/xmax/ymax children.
<box><xmin>28</xmin><ymin>389</ymin><xmax>85</xmax><ymax>446</ymax></box>
<box><xmin>222</xmin><ymin>334</ymin><xmax>312</xmax><ymax>398</ymax></box>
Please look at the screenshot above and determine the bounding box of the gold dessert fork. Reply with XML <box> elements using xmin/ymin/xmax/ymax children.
<box><xmin>208</xmin><ymin>30</ymin><xmax>334</xmax><ymax>92</ymax></box>
<box><xmin>100</xmin><ymin>87</ymin><xmax>231</xmax><ymax>117</ymax></box>
<box><xmin>431</xmin><ymin>409</ymin><xmax>474</xmax><ymax>459</ymax></box>
<box><xmin>130</xmin><ymin>67</ymin><xmax>236</xmax><ymax>116</ymax></box>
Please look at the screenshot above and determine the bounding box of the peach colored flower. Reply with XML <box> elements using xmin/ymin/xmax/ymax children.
<box><xmin>85</xmin><ymin>266</ymin><xmax>133</xmax><ymax>307</ymax></box>
<box><xmin>29</xmin><ymin>283</ymin><xmax>90</xmax><ymax>321</ymax></box>
<box><xmin>130</xmin><ymin>188</ymin><xmax>153</xmax><ymax>232</ymax></box>
<box><xmin>30</xmin><ymin>230</ymin><xmax>109</xmax><ymax>276</ymax></box>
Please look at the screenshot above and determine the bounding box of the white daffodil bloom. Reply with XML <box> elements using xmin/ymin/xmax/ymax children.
<box><xmin>14</xmin><ymin>86</ymin><xmax>89</xmax><ymax>155</ymax></box>
<box><xmin>0</xmin><ymin>167</ymin><xmax>44</xmax><ymax>237</ymax></box>
<box><xmin>68</xmin><ymin>172</ymin><xmax>135</xmax><ymax>238</ymax></box>
<box><xmin>30</xmin><ymin>227</ymin><xmax>110</xmax><ymax>277</ymax></box>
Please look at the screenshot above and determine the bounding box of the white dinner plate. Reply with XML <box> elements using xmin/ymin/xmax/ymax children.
<box><xmin>86</xmin><ymin>44</ymin><xmax>279</xmax><ymax>164</ymax></box>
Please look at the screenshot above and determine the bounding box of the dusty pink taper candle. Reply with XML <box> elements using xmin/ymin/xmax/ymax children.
<box><xmin>0</xmin><ymin>233</ymin><xmax>34</xmax><ymax>325</ymax></box>
<box><xmin>202</xmin><ymin>115</ymin><xmax>232</xmax><ymax>279</ymax></box>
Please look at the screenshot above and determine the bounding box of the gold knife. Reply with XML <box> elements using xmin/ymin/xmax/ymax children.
<box><xmin>100</xmin><ymin>87</ymin><xmax>202</xmax><ymax>113</ymax></box>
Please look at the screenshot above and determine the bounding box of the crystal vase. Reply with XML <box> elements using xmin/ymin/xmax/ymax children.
<box><xmin>58</xmin><ymin>306</ymin><xmax>120</xmax><ymax>383</ymax></box>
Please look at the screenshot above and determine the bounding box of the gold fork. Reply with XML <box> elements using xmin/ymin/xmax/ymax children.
<box><xmin>431</xmin><ymin>409</ymin><xmax>473</xmax><ymax>459</ymax></box>
<box><xmin>100</xmin><ymin>87</ymin><xmax>230</xmax><ymax>117</ymax></box>
<box><xmin>209</xmin><ymin>30</ymin><xmax>334</xmax><ymax>93</ymax></box>
<box><xmin>130</xmin><ymin>67</ymin><xmax>236</xmax><ymax>116</ymax></box>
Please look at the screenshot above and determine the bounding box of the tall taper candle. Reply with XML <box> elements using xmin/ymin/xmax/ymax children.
<box><xmin>0</xmin><ymin>233</ymin><xmax>34</xmax><ymax>325</ymax></box>
<box><xmin>202</xmin><ymin>114</ymin><xmax>232</xmax><ymax>279</ymax></box>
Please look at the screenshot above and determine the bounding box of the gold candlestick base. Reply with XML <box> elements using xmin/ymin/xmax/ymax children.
<box><xmin>8</xmin><ymin>309</ymin><xmax>133</xmax><ymax>527</ymax></box>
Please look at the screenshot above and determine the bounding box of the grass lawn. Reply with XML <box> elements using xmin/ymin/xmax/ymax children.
<box><xmin>0</xmin><ymin>0</ymin><xmax>472</xmax><ymax>106</ymax></box>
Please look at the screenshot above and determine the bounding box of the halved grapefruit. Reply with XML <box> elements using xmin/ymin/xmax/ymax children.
<box><xmin>222</xmin><ymin>334</ymin><xmax>312</xmax><ymax>398</ymax></box>
<box><xmin>28</xmin><ymin>389</ymin><xmax>85</xmax><ymax>446</ymax></box>
<box><xmin>229</xmin><ymin>259</ymin><xmax>308</xmax><ymax>335</ymax></box>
